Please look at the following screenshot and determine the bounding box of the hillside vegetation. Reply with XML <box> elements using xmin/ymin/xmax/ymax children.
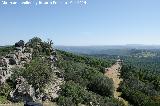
<box><xmin>55</xmin><ymin>50</ymin><xmax>125</xmax><ymax>105</ymax></box>
<box><xmin>86</xmin><ymin>49</ymin><xmax>160</xmax><ymax>106</ymax></box>
<box><xmin>1</xmin><ymin>38</ymin><xmax>160</xmax><ymax>106</ymax></box>
<box><xmin>119</xmin><ymin>57</ymin><xmax>160</xmax><ymax>106</ymax></box>
<box><xmin>0</xmin><ymin>37</ymin><xmax>125</xmax><ymax>106</ymax></box>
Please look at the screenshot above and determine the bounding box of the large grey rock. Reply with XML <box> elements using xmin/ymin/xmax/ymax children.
<box><xmin>10</xmin><ymin>77</ymin><xmax>35</xmax><ymax>102</ymax></box>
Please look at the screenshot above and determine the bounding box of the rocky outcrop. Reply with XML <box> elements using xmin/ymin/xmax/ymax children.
<box><xmin>0</xmin><ymin>40</ymin><xmax>36</xmax><ymax>103</ymax></box>
<box><xmin>31</xmin><ymin>40</ymin><xmax>62</xmax><ymax>102</ymax></box>
<box><xmin>43</xmin><ymin>69</ymin><xmax>64</xmax><ymax>101</ymax></box>
<box><xmin>0</xmin><ymin>57</ymin><xmax>12</xmax><ymax>84</ymax></box>
<box><xmin>9</xmin><ymin>76</ymin><xmax>35</xmax><ymax>102</ymax></box>
<box><xmin>0</xmin><ymin>39</ymin><xmax>64</xmax><ymax>103</ymax></box>
<box><xmin>0</xmin><ymin>41</ymin><xmax>32</xmax><ymax>85</ymax></box>
<box><xmin>42</xmin><ymin>40</ymin><xmax>63</xmax><ymax>101</ymax></box>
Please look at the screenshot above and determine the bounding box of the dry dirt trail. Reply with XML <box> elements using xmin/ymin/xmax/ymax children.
<box><xmin>105</xmin><ymin>61</ymin><xmax>128</xmax><ymax>106</ymax></box>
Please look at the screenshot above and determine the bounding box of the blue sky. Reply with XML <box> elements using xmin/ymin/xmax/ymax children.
<box><xmin>0</xmin><ymin>0</ymin><xmax>160</xmax><ymax>46</ymax></box>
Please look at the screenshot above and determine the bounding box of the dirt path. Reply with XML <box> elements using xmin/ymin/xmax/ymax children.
<box><xmin>105</xmin><ymin>61</ymin><xmax>128</xmax><ymax>106</ymax></box>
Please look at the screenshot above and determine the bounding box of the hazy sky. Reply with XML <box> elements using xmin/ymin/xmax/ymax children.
<box><xmin>0</xmin><ymin>0</ymin><xmax>160</xmax><ymax>46</ymax></box>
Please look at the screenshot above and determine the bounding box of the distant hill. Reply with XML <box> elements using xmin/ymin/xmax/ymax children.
<box><xmin>56</xmin><ymin>45</ymin><xmax>160</xmax><ymax>56</ymax></box>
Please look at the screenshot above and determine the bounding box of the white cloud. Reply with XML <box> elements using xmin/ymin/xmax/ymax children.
<box><xmin>21</xmin><ymin>1</ymin><xmax>31</xmax><ymax>5</ymax></box>
<box><xmin>44</xmin><ymin>2</ymin><xmax>49</xmax><ymax>5</ymax></box>
<box><xmin>9</xmin><ymin>2</ymin><xmax>17</xmax><ymax>5</ymax></box>
<box><xmin>65</xmin><ymin>2</ymin><xmax>68</xmax><ymax>5</ymax></box>
<box><xmin>51</xmin><ymin>1</ymin><xmax>57</xmax><ymax>5</ymax></box>
<box><xmin>38</xmin><ymin>1</ymin><xmax>42</xmax><ymax>5</ymax></box>
<box><xmin>12</xmin><ymin>2</ymin><xmax>17</xmax><ymax>4</ymax></box>
<box><xmin>70</xmin><ymin>1</ymin><xmax>73</xmax><ymax>4</ymax></box>
<box><xmin>2</xmin><ymin>1</ymin><xmax>7</xmax><ymax>5</ymax></box>
<box><xmin>84</xmin><ymin>1</ymin><xmax>87</xmax><ymax>5</ymax></box>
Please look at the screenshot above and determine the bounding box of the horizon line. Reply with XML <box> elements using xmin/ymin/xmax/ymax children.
<box><xmin>55</xmin><ymin>44</ymin><xmax>160</xmax><ymax>47</ymax></box>
<box><xmin>2</xmin><ymin>44</ymin><xmax>160</xmax><ymax>47</ymax></box>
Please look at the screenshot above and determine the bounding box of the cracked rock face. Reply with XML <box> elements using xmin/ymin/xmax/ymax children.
<box><xmin>10</xmin><ymin>77</ymin><xmax>35</xmax><ymax>102</ymax></box>
<box><xmin>0</xmin><ymin>58</ymin><xmax>11</xmax><ymax>85</ymax></box>
<box><xmin>44</xmin><ymin>76</ymin><xmax>64</xmax><ymax>100</ymax></box>
<box><xmin>39</xmin><ymin>66</ymin><xmax>64</xmax><ymax>101</ymax></box>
